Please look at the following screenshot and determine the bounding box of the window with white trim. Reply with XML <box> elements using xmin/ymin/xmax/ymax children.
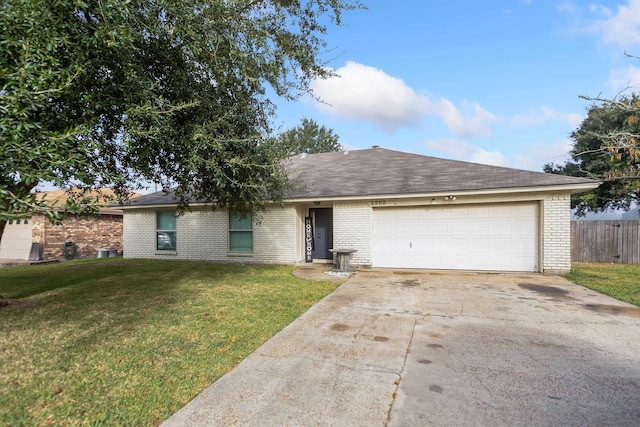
<box><xmin>229</xmin><ymin>212</ymin><xmax>252</xmax><ymax>253</ymax></box>
<box><xmin>156</xmin><ymin>211</ymin><xmax>176</xmax><ymax>251</ymax></box>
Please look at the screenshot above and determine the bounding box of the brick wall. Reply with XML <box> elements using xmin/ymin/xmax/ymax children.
<box><xmin>32</xmin><ymin>213</ymin><xmax>124</xmax><ymax>260</ymax></box>
<box><xmin>542</xmin><ymin>193</ymin><xmax>572</xmax><ymax>273</ymax></box>
<box><xmin>123</xmin><ymin>205</ymin><xmax>298</xmax><ymax>264</ymax></box>
<box><xmin>332</xmin><ymin>201</ymin><xmax>372</xmax><ymax>267</ymax></box>
<box><xmin>122</xmin><ymin>194</ymin><xmax>574</xmax><ymax>273</ymax></box>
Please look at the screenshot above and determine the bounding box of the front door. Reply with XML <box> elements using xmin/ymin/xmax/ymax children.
<box><xmin>310</xmin><ymin>208</ymin><xmax>333</xmax><ymax>260</ymax></box>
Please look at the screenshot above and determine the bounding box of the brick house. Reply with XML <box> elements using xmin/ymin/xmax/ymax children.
<box><xmin>0</xmin><ymin>188</ymin><xmax>138</xmax><ymax>261</ymax></box>
<box><xmin>120</xmin><ymin>148</ymin><xmax>599</xmax><ymax>274</ymax></box>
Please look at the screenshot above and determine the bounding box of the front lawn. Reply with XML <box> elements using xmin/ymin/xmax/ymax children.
<box><xmin>566</xmin><ymin>262</ymin><xmax>640</xmax><ymax>307</ymax></box>
<box><xmin>0</xmin><ymin>258</ymin><xmax>339</xmax><ymax>426</ymax></box>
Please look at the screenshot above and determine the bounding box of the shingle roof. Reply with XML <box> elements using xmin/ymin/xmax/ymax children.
<box><xmin>285</xmin><ymin>148</ymin><xmax>598</xmax><ymax>199</ymax></box>
<box><xmin>123</xmin><ymin>148</ymin><xmax>598</xmax><ymax>207</ymax></box>
<box><xmin>122</xmin><ymin>189</ymin><xmax>182</xmax><ymax>207</ymax></box>
<box><xmin>37</xmin><ymin>188</ymin><xmax>141</xmax><ymax>214</ymax></box>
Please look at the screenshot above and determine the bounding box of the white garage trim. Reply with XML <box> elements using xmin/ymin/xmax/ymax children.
<box><xmin>372</xmin><ymin>202</ymin><xmax>539</xmax><ymax>272</ymax></box>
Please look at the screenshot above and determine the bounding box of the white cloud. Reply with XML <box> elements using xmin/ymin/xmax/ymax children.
<box><xmin>312</xmin><ymin>61</ymin><xmax>428</xmax><ymax>132</ymax></box>
<box><xmin>588</xmin><ymin>0</ymin><xmax>640</xmax><ymax>49</ymax></box>
<box><xmin>608</xmin><ymin>65</ymin><xmax>640</xmax><ymax>92</ymax></box>
<box><xmin>311</xmin><ymin>61</ymin><xmax>498</xmax><ymax>137</ymax></box>
<box><xmin>514</xmin><ymin>139</ymin><xmax>574</xmax><ymax>171</ymax></box>
<box><xmin>427</xmin><ymin>137</ymin><xmax>574</xmax><ymax>172</ymax></box>
<box><xmin>425</xmin><ymin>138</ymin><xmax>511</xmax><ymax>167</ymax></box>
<box><xmin>511</xmin><ymin>107</ymin><xmax>583</xmax><ymax>129</ymax></box>
<box><xmin>428</xmin><ymin>99</ymin><xmax>499</xmax><ymax>137</ymax></box>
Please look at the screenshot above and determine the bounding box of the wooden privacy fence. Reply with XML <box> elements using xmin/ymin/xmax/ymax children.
<box><xmin>571</xmin><ymin>220</ymin><xmax>640</xmax><ymax>263</ymax></box>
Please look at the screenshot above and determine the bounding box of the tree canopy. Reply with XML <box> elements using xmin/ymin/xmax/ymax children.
<box><xmin>544</xmin><ymin>93</ymin><xmax>640</xmax><ymax>216</ymax></box>
<box><xmin>0</xmin><ymin>0</ymin><xmax>363</xmax><ymax>236</ymax></box>
<box><xmin>274</xmin><ymin>118</ymin><xmax>342</xmax><ymax>157</ymax></box>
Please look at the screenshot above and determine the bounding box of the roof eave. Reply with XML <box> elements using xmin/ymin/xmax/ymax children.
<box><xmin>118</xmin><ymin>202</ymin><xmax>213</xmax><ymax>210</ymax></box>
<box><xmin>118</xmin><ymin>182</ymin><xmax>601</xmax><ymax>209</ymax></box>
<box><xmin>284</xmin><ymin>182</ymin><xmax>602</xmax><ymax>203</ymax></box>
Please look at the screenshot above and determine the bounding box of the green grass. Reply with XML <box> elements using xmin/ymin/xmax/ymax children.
<box><xmin>566</xmin><ymin>262</ymin><xmax>640</xmax><ymax>307</ymax></box>
<box><xmin>0</xmin><ymin>258</ymin><xmax>339</xmax><ymax>426</ymax></box>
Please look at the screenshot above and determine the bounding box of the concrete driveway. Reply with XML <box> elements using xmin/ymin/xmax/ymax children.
<box><xmin>162</xmin><ymin>270</ymin><xmax>640</xmax><ymax>427</ymax></box>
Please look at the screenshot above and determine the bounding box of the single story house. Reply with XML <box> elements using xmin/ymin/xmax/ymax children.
<box><xmin>0</xmin><ymin>188</ymin><xmax>138</xmax><ymax>260</ymax></box>
<box><xmin>120</xmin><ymin>147</ymin><xmax>599</xmax><ymax>273</ymax></box>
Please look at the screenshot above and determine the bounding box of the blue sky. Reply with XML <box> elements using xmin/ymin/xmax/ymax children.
<box><xmin>274</xmin><ymin>0</ymin><xmax>640</xmax><ymax>171</ymax></box>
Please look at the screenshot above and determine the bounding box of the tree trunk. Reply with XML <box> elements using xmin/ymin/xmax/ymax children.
<box><xmin>0</xmin><ymin>219</ymin><xmax>6</xmax><ymax>249</ymax></box>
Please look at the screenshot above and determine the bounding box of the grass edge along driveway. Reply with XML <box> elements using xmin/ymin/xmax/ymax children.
<box><xmin>0</xmin><ymin>258</ymin><xmax>340</xmax><ymax>426</ymax></box>
<box><xmin>566</xmin><ymin>262</ymin><xmax>640</xmax><ymax>307</ymax></box>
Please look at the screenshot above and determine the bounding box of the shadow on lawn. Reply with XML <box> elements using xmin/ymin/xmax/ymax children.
<box><xmin>0</xmin><ymin>258</ymin><xmax>242</xmax><ymax>324</ymax></box>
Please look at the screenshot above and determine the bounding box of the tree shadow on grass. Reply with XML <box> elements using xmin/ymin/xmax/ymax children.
<box><xmin>0</xmin><ymin>259</ymin><xmax>249</xmax><ymax>329</ymax></box>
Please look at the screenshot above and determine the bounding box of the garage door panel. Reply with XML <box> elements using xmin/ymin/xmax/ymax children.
<box><xmin>411</xmin><ymin>238</ymin><xmax>430</xmax><ymax>251</ymax></box>
<box><xmin>510</xmin><ymin>205</ymin><xmax>534</xmax><ymax>217</ymax></box>
<box><xmin>428</xmin><ymin>208</ymin><xmax>449</xmax><ymax>219</ymax></box>
<box><xmin>469</xmin><ymin>239</ymin><xmax>492</xmax><ymax>252</ymax></box>
<box><xmin>491</xmin><ymin>238</ymin><xmax>512</xmax><ymax>250</ymax></box>
<box><xmin>412</xmin><ymin>221</ymin><xmax>430</xmax><ymax>234</ymax></box>
<box><xmin>430</xmin><ymin>238</ymin><xmax>450</xmax><ymax>251</ymax></box>
<box><xmin>392</xmin><ymin>238</ymin><xmax>411</xmax><ymax>251</ymax></box>
<box><xmin>468</xmin><ymin>224</ymin><xmax>491</xmax><ymax>236</ymax></box>
<box><xmin>451</xmin><ymin>238</ymin><xmax>469</xmax><ymax>254</ymax></box>
<box><xmin>393</xmin><ymin>222</ymin><xmax>412</xmax><ymax>235</ymax></box>
<box><xmin>372</xmin><ymin>203</ymin><xmax>539</xmax><ymax>272</ymax></box>
<box><xmin>449</xmin><ymin>220</ymin><xmax>469</xmax><ymax>233</ymax></box>
<box><xmin>372</xmin><ymin>221</ymin><xmax>393</xmax><ymax>235</ymax></box>
<box><xmin>428</xmin><ymin>219</ymin><xmax>448</xmax><ymax>232</ymax></box>
<box><xmin>491</xmin><ymin>256</ymin><xmax>513</xmax><ymax>270</ymax></box>
<box><xmin>513</xmin><ymin>220</ymin><xmax>536</xmax><ymax>235</ymax></box>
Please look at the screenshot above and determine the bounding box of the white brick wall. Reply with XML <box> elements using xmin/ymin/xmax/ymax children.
<box><xmin>123</xmin><ymin>205</ymin><xmax>298</xmax><ymax>264</ymax></box>
<box><xmin>123</xmin><ymin>209</ymin><xmax>156</xmax><ymax>258</ymax></box>
<box><xmin>124</xmin><ymin>193</ymin><xmax>574</xmax><ymax>273</ymax></box>
<box><xmin>542</xmin><ymin>193</ymin><xmax>572</xmax><ymax>273</ymax></box>
<box><xmin>332</xmin><ymin>202</ymin><xmax>373</xmax><ymax>267</ymax></box>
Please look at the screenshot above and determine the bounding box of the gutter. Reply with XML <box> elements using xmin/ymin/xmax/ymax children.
<box><xmin>117</xmin><ymin>182</ymin><xmax>601</xmax><ymax>210</ymax></box>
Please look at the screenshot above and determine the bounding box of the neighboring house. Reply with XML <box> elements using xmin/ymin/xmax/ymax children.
<box><xmin>0</xmin><ymin>188</ymin><xmax>138</xmax><ymax>260</ymax></box>
<box><xmin>120</xmin><ymin>148</ymin><xmax>599</xmax><ymax>274</ymax></box>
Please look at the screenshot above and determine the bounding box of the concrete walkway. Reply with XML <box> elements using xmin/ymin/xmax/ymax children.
<box><xmin>162</xmin><ymin>269</ymin><xmax>640</xmax><ymax>426</ymax></box>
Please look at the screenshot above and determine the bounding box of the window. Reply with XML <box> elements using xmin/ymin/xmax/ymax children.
<box><xmin>156</xmin><ymin>211</ymin><xmax>176</xmax><ymax>251</ymax></box>
<box><xmin>229</xmin><ymin>212</ymin><xmax>252</xmax><ymax>253</ymax></box>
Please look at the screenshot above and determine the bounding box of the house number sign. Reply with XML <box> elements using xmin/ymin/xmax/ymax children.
<box><xmin>370</xmin><ymin>200</ymin><xmax>387</xmax><ymax>206</ymax></box>
<box><xmin>304</xmin><ymin>217</ymin><xmax>313</xmax><ymax>263</ymax></box>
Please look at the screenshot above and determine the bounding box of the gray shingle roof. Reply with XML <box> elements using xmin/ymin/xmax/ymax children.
<box><xmin>285</xmin><ymin>148</ymin><xmax>598</xmax><ymax>199</ymax></box>
<box><xmin>123</xmin><ymin>148</ymin><xmax>598</xmax><ymax>207</ymax></box>
<box><xmin>121</xmin><ymin>189</ymin><xmax>182</xmax><ymax>207</ymax></box>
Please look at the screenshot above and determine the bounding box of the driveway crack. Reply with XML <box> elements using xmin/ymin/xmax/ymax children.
<box><xmin>385</xmin><ymin>318</ymin><xmax>417</xmax><ymax>427</ymax></box>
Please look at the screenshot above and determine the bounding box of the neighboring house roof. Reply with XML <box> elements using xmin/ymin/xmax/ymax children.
<box><xmin>122</xmin><ymin>148</ymin><xmax>599</xmax><ymax>207</ymax></box>
<box><xmin>37</xmin><ymin>188</ymin><xmax>141</xmax><ymax>215</ymax></box>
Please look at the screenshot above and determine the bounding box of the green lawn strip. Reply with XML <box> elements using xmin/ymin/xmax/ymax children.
<box><xmin>0</xmin><ymin>259</ymin><xmax>339</xmax><ymax>426</ymax></box>
<box><xmin>566</xmin><ymin>262</ymin><xmax>640</xmax><ymax>307</ymax></box>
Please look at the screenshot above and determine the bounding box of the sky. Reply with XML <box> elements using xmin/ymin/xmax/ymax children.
<box><xmin>273</xmin><ymin>0</ymin><xmax>640</xmax><ymax>172</ymax></box>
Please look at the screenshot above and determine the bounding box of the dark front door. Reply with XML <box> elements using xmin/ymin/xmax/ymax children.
<box><xmin>310</xmin><ymin>208</ymin><xmax>333</xmax><ymax>259</ymax></box>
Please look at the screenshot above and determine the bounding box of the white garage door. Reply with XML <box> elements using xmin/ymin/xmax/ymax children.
<box><xmin>0</xmin><ymin>218</ymin><xmax>33</xmax><ymax>260</ymax></box>
<box><xmin>372</xmin><ymin>203</ymin><xmax>539</xmax><ymax>272</ymax></box>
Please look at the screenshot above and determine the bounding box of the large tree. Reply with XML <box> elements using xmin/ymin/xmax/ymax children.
<box><xmin>544</xmin><ymin>93</ymin><xmax>640</xmax><ymax>216</ymax></box>
<box><xmin>275</xmin><ymin>118</ymin><xmax>342</xmax><ymax>157</ymax></box>
<box><xmin>0</xmin><ymin>0</ymin><xmax>362</xmax><ymax>239</ymax></box>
